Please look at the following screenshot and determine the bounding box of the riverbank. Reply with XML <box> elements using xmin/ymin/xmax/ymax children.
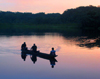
<box><xmin>0</xmin><ymin>23</ymin><xmax>81</xmax><ymax>34</ymax></box>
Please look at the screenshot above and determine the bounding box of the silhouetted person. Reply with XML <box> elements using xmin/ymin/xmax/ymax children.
<box><xmin>50</xmin><ymin>47</ymin><xmax>56</xmax><ymax>56</ymax></box>
<box><xmin>21</xmin><ymin>42</ymin><xmax>27</xmax><ymax>50</ymax></box>
<box><xmin>31</xmin><ymin>44</ymin><xmax>37</xmax><ymax>52</ymax></box>
<box><xmin>30</xmin><ymin>55</ymin><xmax>37</xmax><ymax>64</ymax></box>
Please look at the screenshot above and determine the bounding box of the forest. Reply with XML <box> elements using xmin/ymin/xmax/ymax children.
<box><xmin>0</xmin><ymin>5</ymin><xmax>100</xmax><ymax>34</ymax></box>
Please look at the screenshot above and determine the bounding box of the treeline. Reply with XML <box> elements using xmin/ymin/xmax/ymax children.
<box><xmin>0</xmin><ymin>5</ymin><xmax>100</xmax><ymax>33</ymax></box>
<box><xmin>62</xmin><ymin>5</ymin><xmax>100</xmax><ymax>29</ymax></box>
<box><xmin>0</xmin><ymin>12</ymin><xmax>61</xmax><ymax>24</ymax></box>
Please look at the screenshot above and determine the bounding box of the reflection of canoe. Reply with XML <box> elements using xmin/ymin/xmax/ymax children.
<box><xmin>21</xmin><ymin>50</ymin><xmax>58</xmax><ymax>59</ymax></box>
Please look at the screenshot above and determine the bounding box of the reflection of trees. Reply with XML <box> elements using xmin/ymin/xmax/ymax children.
<box><xmin>61</xmin><ymin>27</ymin><xmax>100</xmax><ymax>48</ymax></box>
<box><xmin>76</xmin><ymin>37</ymin><xmax>100</xmax><ymax>48</ymax></box>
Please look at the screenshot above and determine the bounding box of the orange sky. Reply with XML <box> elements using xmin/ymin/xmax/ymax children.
<box><xmin>0</xmin><ymin>0</ymin><xmax>100</xmax><ymax>14</ymax></box>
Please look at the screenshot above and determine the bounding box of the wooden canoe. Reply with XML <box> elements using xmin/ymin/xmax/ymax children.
<box><xmin>21</xmin><ymin>50</ymin><xmax>58</xmax><ymax>59</ymax></box>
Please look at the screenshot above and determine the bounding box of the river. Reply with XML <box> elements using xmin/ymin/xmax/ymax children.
<box><xmin>0</xmin><ymin>33</ymin><xmax>100</xmax><ymax>79</ymax></box>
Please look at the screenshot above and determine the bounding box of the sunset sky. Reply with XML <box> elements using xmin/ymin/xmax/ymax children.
<box><xmin>0</xmin><ymin>0</ymin><xmax>100</xmax><ymax>14</ymax></box>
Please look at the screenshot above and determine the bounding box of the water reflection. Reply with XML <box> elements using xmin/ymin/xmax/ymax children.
<box><xmin>76</xmin><ymin>37</ymin><xmax>100</xmax><ymax>48</ymax></box>
<box><xmin>21</xmin><ymin>51</ymin><xmax>58</xmax><ymax>68</ymax></box>
<box><xmin>49</xmin><ymin>58</ymin><xmax>57</xmax><ymax>68</ymax></box>
<box><xmin>21</xmin><ymin>52</ymin><xmax>27</xmax><ymax>61</ymax></box>
<box><xmin>60</xmin><ymin>28</ymin><xmax>100</xmax><ymax>49</ymax></box>
<box><xmin>0</xmin><ymin>33</ymin><xmax>100</xmax><ymax>79</ymax></box>
<box><xmin>30</xmin><ymin>54</ymin><xmax>37</xmax><ymax>64</ymax></box>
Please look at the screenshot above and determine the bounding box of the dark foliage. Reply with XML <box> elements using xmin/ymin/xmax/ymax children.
<box><xmin>62</xmin><ymin>5</ymin><xmax>100</xmax><ymax>29</ymax></box>
<box><xmin>0</xmin><ymin>11</ymin><xmax>61</xmax><ymax>24</ymax></box>
<box><xmin>0</xmin><ymin>5</ymin><xmax>100</xmax><ymax>33</ymax></box>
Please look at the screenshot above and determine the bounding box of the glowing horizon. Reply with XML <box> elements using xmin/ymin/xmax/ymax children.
<box><xmin>0</xmin><ymin>0</ymin><xmax>100</xmax><ymax>14</ymax></box>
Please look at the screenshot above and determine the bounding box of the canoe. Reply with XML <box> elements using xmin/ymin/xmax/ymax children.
<box><xmin>21</xmin><ymin>50</ymin><xmax>58</xmax><ymax>59</ymax></box>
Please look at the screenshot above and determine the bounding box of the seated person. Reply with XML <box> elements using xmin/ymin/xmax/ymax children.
<box><xmin>21</xmin><ymin>42</ymin><xmax>28</xmax><ymax>50</ymax></box>
<box><xmin>31</xmin><ymin>44</ymin><xmax>37</xmax><ymax>52</ymax></box>
<box><xmin>50</xmin><ymin>47</ymin><xmax>56</xmax><ymax>56</ymax></box>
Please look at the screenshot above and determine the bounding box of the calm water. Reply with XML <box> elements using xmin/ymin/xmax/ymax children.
<box><xmin>0</xmin><ymin>33</ymin><xmax>100</xmax><ymax>79</ymax></box>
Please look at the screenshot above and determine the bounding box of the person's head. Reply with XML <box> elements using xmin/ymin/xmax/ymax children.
<box><xmin>33</xmin><ymin>44</ymin><xmax>35</xmax><ymax>46</ymax></box>
<box><xmin>52</xmin><ymin>47</ymin><xmax>54</xmax><ymax>50</ymax></box>
<box><xmin>24</xmin><ymin>42</ymin><xmax>26</xmax><ymax>44</ymax></box>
